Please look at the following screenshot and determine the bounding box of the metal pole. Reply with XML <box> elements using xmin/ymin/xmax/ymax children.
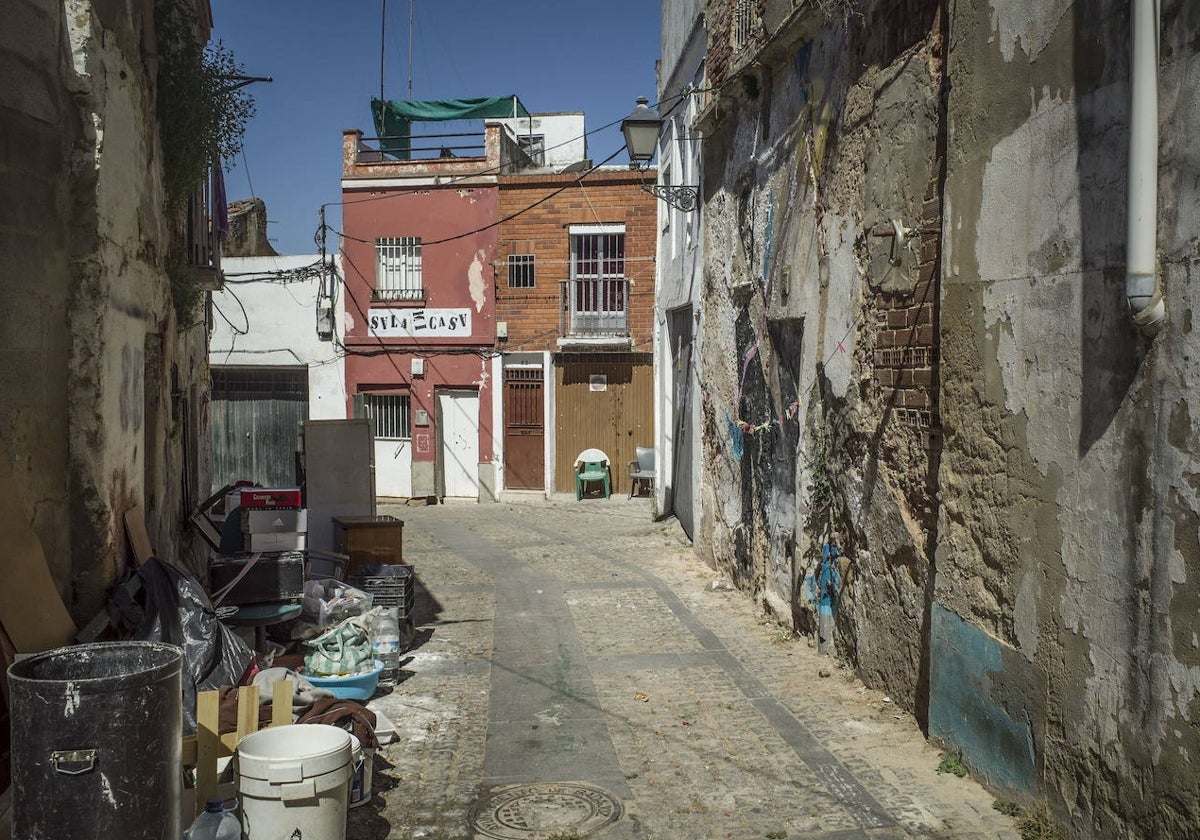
<box><xmin>379</xmin><ymin>0</ymin><xmax>386</xmax><ymax>103</ymax></box>
<box><xmin>408</xmin><ymin>0</ymin><xmax>414</xmax><ymax>99</ymax></box>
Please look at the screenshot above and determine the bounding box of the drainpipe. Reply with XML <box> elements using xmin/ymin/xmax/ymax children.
<box><xmin>1127</xmin><ymin>0</ymin><xmax>1165</xmax><ymax>335</ymax></box>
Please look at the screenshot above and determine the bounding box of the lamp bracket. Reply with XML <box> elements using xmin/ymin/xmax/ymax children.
<box><xmin>642</xmin><ymin>183</ymin><xmax>699</xmax><ymax>212</ymax></box>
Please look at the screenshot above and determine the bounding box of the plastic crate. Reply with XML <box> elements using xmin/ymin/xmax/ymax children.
<box><xmin>355</xmin><ymin>564</ymin><xmax>415</xmax><ymax>616</ymax></box>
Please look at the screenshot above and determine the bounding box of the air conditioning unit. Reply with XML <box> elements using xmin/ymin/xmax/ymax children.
<box><xmin>316</xmin><ymin>306</ymin><xmax>333</xmax><ymax>340</ymax></box>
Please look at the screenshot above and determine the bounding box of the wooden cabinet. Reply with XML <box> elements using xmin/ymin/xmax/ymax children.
<box><xmin>333</xmin><ymin>515</ymin><xmax>404</xmax><ymax>578</ymax></box>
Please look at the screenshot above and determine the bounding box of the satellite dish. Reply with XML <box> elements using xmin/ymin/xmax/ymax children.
<box><xmin>558</xmin><ymin>159</ymin><xmax>592</xmax><ymax>174</ymax></box>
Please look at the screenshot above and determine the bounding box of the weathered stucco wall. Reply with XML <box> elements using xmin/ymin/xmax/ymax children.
<box><xmin>1</xmin><ymin>0</ymin><xmax>210</xmax><ymax>621</ymax></box>
<box><xmin>698</xmin><ymin>0</ymin><xmax>945</xmax><ymax>713</ymax></box>
<box><xmin>935</xmin><ymin>0</ymin><xmax>1200</xmax><ymax>835</ymax></box>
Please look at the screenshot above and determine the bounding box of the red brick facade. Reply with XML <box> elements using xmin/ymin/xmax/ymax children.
<box><xmin>496</xmin><ymin>170</ymin><xmax>657</xmax><ymax>352</ymax></box>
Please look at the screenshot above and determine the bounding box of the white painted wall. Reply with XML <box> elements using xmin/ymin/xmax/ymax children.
<box><xmin>210</xmin><ymin>254</ymin><xmax>346</xmax><ymax>418</ymax></box>
<box><xmin>495</xmin><ymin>112</ymin><xmax>587</xmax><ymax>170</ymax></box>
<box><xmin>654</xmin><ymin>10</ymin><xmax>706</xmax><ymax>534</ymax></box>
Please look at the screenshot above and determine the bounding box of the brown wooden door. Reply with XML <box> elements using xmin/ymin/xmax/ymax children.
<box><xmin>504</xmin><ymin>368</ymin><xmax>544</xmax><ymax>490</ymax></box>
<box><xmin>554</xmin><ymin>355</ymin><xmax>654</xmax><ymax>493</ymax></box>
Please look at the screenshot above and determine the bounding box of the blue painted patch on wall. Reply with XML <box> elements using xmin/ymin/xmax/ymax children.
<box><xmin>929</xmin><ymin>602</ymin><xmax>1038</xmax><ymax>794</ymax></box>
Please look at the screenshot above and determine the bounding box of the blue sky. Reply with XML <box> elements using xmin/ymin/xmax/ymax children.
<box><xmin>210</xmin><ymin>1</ymin><xmax>662</xmax><ymax>255</ymax></box>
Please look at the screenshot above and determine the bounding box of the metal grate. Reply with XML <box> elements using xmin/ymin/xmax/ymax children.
<box><xmin>375</xmin><ymin>237</ymin><xmax>423</xmax><ymax>301</ymax></box>
<box><xmin>362</xmin><ymin>393</ymin><xmax>411</xmax><ymax>439</ymax></box>
<box><xmin>211</xmin><ymin>367</ymin><xmax>307</xmax><ymax>400</ymax></box>
<box><xmin>732</xmin><ymin>0</ymin><xmax>758</xmax><ymax>50</ymax></box>
<box><xmin>571</xmin><ymin>232</ymin><xmax>625</xmax><ymax>280</ymax></box>
<box><xmin>507</xmin><ymin>254</ymin><xmax>536</xmax><ymax>288</ymax></box>
<box><xmin>565</xmin><ymin>279</ymin><xmax>629</xmax><ymax>336</ymax></box>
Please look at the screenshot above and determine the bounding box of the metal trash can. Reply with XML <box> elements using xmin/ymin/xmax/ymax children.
<box><xmin>8</xmin><ymin>641</ymin><xmax>183</xmax><ymax>839</ymax></box>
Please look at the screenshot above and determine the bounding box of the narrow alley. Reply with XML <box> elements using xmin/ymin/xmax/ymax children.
<box><xmin>350</xmin><ymin>498</ymin><xmax>1018</xmax><ymax>840</ymax></box>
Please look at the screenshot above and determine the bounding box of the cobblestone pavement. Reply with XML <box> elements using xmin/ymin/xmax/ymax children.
<box><xmin>348</xmin><ymin>496</ymin><xmax>1019</xmax><ymax>840</ymax></box>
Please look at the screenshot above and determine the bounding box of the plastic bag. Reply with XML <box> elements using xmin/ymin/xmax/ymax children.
<box><xmin>300</xmin><ymin>579</ymin><xmax>374</xmax><ymax>631</ymax></box>
<box><xmin>132</xmin><ymin>558</ymin><xmax>255</xmax><ymax>732</ymax></box>
<box><xmin>303</xmin><ymin>615</ymin><xmax>374</xmax><ymax>677</ymax></box>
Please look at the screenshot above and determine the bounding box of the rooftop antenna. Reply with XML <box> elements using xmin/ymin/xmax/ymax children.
<box><xmin>408</xmin><ymin>0</ymin><xmax>414</xmax><ymax>99</ymax></box>
<box><xmin>379</xmin><ymin>0</ymin><xmax>386</xmax><ymax>103</ymax></box>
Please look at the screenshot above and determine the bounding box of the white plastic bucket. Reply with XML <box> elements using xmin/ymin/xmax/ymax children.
<box><xmin>347</xmin><ymin>735</ymin><xmax>375</xmax><ymax>808</ymax></box>
<box><xmin>236</xmin><ymin>723</ymin><xmax>353</xmax><ymax>840</ymax></box>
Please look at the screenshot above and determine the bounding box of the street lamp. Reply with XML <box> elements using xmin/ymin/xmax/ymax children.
<box><xmin>620</xmin><ymin>97</ymin><xmax>699</xmax><ymax>212</ymax></box>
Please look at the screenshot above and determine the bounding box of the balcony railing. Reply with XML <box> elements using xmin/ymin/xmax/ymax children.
<box><xmin>564</xmin><ymin>279</ymin><xmax>629</xmax><ymax>337</ymax></box>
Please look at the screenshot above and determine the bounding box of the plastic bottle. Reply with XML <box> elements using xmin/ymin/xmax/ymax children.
<box><xmin>372</xmin><ymin>607</ymin><xmax>401</xmax><ymax>686</ymax></box>
<box><xmin>183</xmin><ymin>798</ymin><xmax>240</xmax><ymax>840</ymax></box>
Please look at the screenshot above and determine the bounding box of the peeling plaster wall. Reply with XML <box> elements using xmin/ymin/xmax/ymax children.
<box><xmin>1</xmin><ymin>0</ymin><xmax>209</xmax><ymax>622</ymax></box>
<box><xmin>698</xmin><ymin>0</ymin><xmax>944</xmax><ymax>713</ymax></box>
<box><xmin>936</xmin><ymin>0</ymin><xmax>1200</xmax><ymax>834</ymax></box>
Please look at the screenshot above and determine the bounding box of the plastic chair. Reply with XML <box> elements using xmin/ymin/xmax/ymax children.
<box><xmin>627</xmin><ymin>446</ymin><xmax>656</xmax><ymax>497</ymax></box>
<box><xmin>574</xmin><ymin>448</ymin><xmax>611</xmax><ymax>500</ymax></box>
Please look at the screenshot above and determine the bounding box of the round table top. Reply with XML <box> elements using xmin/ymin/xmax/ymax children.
<box><xmin>218</xmin><ymin>602</ymin><xmax>302</xmax><ymax>627</ymax></box>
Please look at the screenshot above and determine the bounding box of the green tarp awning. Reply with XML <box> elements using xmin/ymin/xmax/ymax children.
<box><xmin>370</xmin><ymin>95</ymin><xmax>530</xmax><ymax>160</ymax></box>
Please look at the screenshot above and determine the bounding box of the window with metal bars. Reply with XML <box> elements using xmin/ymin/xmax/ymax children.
<box><xmin>375</xmin><ymin>237</ymin><xmax>423</xmax><ymax>301</ymax></box>
<box><xmin>360</xmin><ymin>393</ymin><xmax>411</xmax><ymax>439</ymax></box>
<box><xmin>570</xmin><ymin>231</ymin><xmax>625</xmax><ymax>281</ymax></box>
<box><xmin>732</xmin><ymin>0</ymin><xmax>758</xmax><ymax>50</ymax></box>
<box><xmin>567</xmin><ymin>227</ymin><xmax>628</xmax><ymax>334</ymax></box>
<box><xmin>507</xmin><ymin>254</ymin><xmax>536</xmax><ymax>288</ymax></box>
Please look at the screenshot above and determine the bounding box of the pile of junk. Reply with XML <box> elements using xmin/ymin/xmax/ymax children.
<box><xmin>0</xmin><ymin>478</ymin><xmax>417</xmax><ymax>840</ymax></box>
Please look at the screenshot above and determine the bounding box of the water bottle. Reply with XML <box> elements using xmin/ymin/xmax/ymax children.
<box><xmin>372</xmin><ymin>607</ymin><xmax>401</xmax><ymax>686</ymax></box>
<box><xmin>183</xmin><ymin>798</ymin><xmax>240</xmax><ymax>840</ymax></box>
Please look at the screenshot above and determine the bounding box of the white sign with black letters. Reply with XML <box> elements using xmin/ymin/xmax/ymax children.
<box><xmin>368</xmin><ymin>308</ymin><xmax>472</xmax><ymax>338</ymax></box>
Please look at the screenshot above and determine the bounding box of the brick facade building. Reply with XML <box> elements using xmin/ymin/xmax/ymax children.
<box><xmin>496</xmin><ymin>169</ymin><xmax>658</xmax><ymax>494</ymax></box>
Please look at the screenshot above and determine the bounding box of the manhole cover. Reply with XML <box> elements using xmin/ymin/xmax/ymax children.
<box><xmin>468</xmin><ymin>782</ymin><xmax>624</xmax><ymax>839</ymax></box>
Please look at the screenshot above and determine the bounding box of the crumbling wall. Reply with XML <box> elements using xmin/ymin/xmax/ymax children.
<box><xmin>698</xmin><ymin>0</ymin><xmax>944</xmax><ymax>712</ymax></box>
<box><xmin>936</xmin><ymin>0</ymin><xmax>1200</xmax><ymax>835</ymax></box>
<box><xmin>1</xmin><ymin>0</ymin><xmax>209</xmax><ymax>622</ymax></box>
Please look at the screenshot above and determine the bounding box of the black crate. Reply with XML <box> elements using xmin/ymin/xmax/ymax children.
<box><xmin>356</xmin><ymin>564</ymin><xmax>416</xmax><ymax>616</ymax></box>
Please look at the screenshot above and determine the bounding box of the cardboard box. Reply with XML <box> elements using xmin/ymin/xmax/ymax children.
<box><xmin>246</xmin><ymin>532</ymin><xmax>306</xmax><ymax>552</ymax></box>
<box><xmin>242</xmin><ymin>509</ymin><xmax>308</xmax><ymax>535</ymax></box>
<box><xmin>240</xmin><ymin>487</ymin><xmax>303</xmax><ymax>510</ymax></box>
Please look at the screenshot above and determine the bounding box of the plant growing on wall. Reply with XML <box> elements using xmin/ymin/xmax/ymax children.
<box><xmin>154</xmin><ymin>0</ymin><xmax>255</xmax><ymax>321</ymax></box>
<box><xmin>155</xmin><ymin>0</ymin><xmax>255</xmax><ymax>211</ymax></box>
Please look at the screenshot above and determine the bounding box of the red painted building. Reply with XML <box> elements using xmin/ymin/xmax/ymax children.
<box><xmin>340</xmin><ymin>123</ymin><xmax>515</xmax><ymax>499</ymax></box>
<box><xmin>341</xmin><ymin>102</ymin><xmax>656</xmax><ymax>499</ymax></box>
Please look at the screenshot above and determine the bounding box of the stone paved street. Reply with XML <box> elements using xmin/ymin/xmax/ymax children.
<box><xmin>348</xmin><ymin>497</ymin><xmax>1019</xmax><ymax>840</ymax></box>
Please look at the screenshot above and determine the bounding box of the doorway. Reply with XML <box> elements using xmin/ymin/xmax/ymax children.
<box><xmin>503</xmin><ymin>367</ymin><xmax>544</xmax><ymax>490</ymax></box>
<box><xmin>437</xmin><ymin>390</ymin><xmax>480</xmax><ymax>498</ymax></box>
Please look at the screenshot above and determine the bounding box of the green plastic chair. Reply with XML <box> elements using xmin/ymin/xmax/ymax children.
<box><xmin>574</xmin><ymin>449</ymin><xmax>611</xmax><ymax>500</ymax></box>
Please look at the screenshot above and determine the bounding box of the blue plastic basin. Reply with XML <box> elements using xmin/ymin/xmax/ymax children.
<box><xmin>303</xmin><ymin>659</ymin><xmax>383</xmax><ymax>700</ymax></box>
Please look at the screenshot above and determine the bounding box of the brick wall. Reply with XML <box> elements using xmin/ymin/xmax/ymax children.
<box><xmin>870</xmin><ymin>2</ymin><xmax>945</xmax><ymax>432</ymax></box>
<box><xmin>496</xmin><ymin>170</ymin><xmax>657</xmax><ymax>352</ymax></box>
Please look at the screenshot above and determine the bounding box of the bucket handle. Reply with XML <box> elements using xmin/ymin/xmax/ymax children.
<box><xmin>50</xmin><ymin>749</ymin><xmax>97</xmax><ymax>775</ymax></box>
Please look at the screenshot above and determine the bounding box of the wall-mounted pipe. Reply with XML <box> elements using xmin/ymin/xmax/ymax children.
<box><xmin>1127</xmin><ymin>0</ymin><xmax>1165</xmax><ymax>335</ymax></box>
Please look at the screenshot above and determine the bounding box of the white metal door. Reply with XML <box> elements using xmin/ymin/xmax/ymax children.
<box><xmin>438</xmin><ymin>391</ymin><xmax>479</xmax><ymax>497</ymax></box>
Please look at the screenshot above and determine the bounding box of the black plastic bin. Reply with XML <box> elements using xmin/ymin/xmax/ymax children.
<box><xmin>8</xmin><ymin>641</ymin><xmax>183</xmax><ymax>839</ymax></box>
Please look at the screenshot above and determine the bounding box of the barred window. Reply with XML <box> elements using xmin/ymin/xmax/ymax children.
<box><xmin>507</xmin><ymin>254</ymin><xmax>536</xmax><ymax>288</ymax></box>
<box><xmin>570</xmin><ymin>229</ymin><xmax>625</xmax><ymax>280</ymax></box>
<box><xmin>375</xmin><ymin>237</ymin><xmax>423</xmax><ymax>301</ymax></box>
<box><xmin>361</xmin><ymin>393</ymin><xmax>411</xmax><ymax>439</ymax></box>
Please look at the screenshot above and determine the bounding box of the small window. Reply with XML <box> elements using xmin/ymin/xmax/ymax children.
<box><xmin>375</xmin><ymin>237</ymin><xmax>423</xmax><ymax>301</ymax></box>
<box><xmin>507</xmin><ymin>254</ymin><xmax>536</xmax><ymax>288</ymax></box>
<box><xmin>518</xmin><ymin>135</ymin><xmax>545</xmax><ymax>166</ymax></box>
<box><xmin>361</xmin><ymin>393</ymin><xmax>411</xmax><ymax>439</ymax></box>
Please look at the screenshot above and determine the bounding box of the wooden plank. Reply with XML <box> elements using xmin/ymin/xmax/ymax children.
<box><xmin>235</xmin><ymin>684</ymin><xmax>260</xmax><ymax>746</ymax></box>
<box><xmin>195</xmin><ymin>690</ymin><xmax>221</xmax><ymax>815</ymax></box>
<box><xmin>271</xmin><ymin>680</ymin><xmax>293</xmax><ymax>728</ymax></box>
<box><xmin>123</xmin><ymin>506</ymin><xmax>154</xmax><ymax>566</ymax></box>
<box><xmin>0</xmin><ymin>454</ymin><xmax>76</xmax><ymax>652</ymax></box>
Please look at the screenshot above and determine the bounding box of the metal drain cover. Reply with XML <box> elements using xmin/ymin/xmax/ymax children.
<box><xmin>468</xmin><ymin>782</ymin><xmax>624</xmax><ymax>839</ymax></box>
